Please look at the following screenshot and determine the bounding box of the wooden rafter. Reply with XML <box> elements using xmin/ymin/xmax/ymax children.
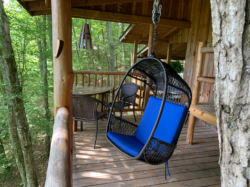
<box><xmin>119</xmin><ymin>24</ymin><xmax>136</xmax><ymax>42</ymax></box>
<box><xmin>31</xmin><ymin>8</ymin><xmax>191</xmax><ymax>28</ymax></box>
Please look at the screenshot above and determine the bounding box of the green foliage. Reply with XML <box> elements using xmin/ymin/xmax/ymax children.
<box><xmin>170</xmin><ymin>60</ymin><xmax>184</xmax><ymax>73</ymax></box>
<box><xmin>1</xmin><ymin>0</ymin><xmax>146</xmax><ymax>185</ymax></box>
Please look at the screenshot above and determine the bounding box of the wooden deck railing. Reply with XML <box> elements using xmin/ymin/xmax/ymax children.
<box><xmin>45</xmin><ymin>107</ymin><xmax>71</xmax><ymax>187</ymax></box>
<box><xmin>73</xmin><ymin>70</ymin><xmax>146</xmax><ymax>112</ymax></box>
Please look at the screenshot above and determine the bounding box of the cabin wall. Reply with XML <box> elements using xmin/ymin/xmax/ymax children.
<box><xmin>167</xmin><ymin>0</ymin><xmax>214</xmax><ymax>103</ymax></box>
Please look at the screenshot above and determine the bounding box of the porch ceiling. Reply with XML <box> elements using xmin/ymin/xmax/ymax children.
<box><xmin>17</xmin><ymin>0</ymin><xmax>192</xmax><ymax>28</ymax></box>
<box><xmin>137</xmin><ymin>43</ymin><xmax>187</xmax><ymax>60</ymax></box>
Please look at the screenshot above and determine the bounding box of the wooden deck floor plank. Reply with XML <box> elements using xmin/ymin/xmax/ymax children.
<box><xmin>73</xmin><ymin>133</ymin><xmax>218</xmax><ymax>145</ymax></box>
<box><xmin>74</xmin><ymin>137</ymin><xmax>218</xmax><ymax>148</ymax></box>
<box><xmin>73</xmin><ymin>115</ymin><xmax>221</xmax><ymax>187</ymax></box>
<box><xmin>73</xmin><ymin>168</ymin><xmax>220</xmax><ymax>187</ymax></box>
<box><xmin>152</xmin><ymin>176</ymin><xmax>221</xmax><ymax>187</ymax></box>
<box><xmin>73</xmin><ymin>142</ymin><xmax>219</xmax><ymax>156</ymax></box>
<box><xmin>73</xmin><ymin>145</ymin><xmax>219</xmax><ymax>161</ymax></box>
<box><xmin>73</xmin><ymin>130</ymin><xmax>217</xmax><ymax>141</ymax></box>
<box><xmin>73</xmin><ymin>151</ymin><xmax>219</xmax><ymax>172</ymax></box>
<box><xmin>73</xmin><ymin>156</ymin><xmax>219</xmax><ymax>176</ymax></box>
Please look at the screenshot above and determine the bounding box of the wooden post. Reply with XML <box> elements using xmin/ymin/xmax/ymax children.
<box><xmin>143</xmin><ymin>24</ymin><xmax>154</xmax><ymax>109</ymax></box>
<box><xmin>133</xmin><ymin>40</ymin><xmax>138</xmax><ymax>64</ymax></box>
<box><xmin>131</xmin><ymin>40</ymin><xmax>138</xmax><ymax>84</ymax></box>
<box><xmin>166</xmin><ymin>43</ymin><xmax>172</xmax><ymax>65</ymax></box>
<box><xmin>45</xmin><ymin>107</ymin><xmax>70</xmax><ymax>187</ymax></box>
<box><xmin>147</xmin><ymin>24</ymin><xmax>154</xmax><ymax>56</ymax></box>
<box><xmin>51</xmin><ymin>0</ymin><xmax>73</xmax><ymax>185</ymax></box>
<box><xmin>186</xmin><ymin>42</ymin><xmax>206</xmax><ymax>145</ymax></box>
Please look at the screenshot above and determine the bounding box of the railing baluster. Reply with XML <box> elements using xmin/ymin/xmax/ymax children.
<box><xmin>94</xmin><ymin>74</ymin><xmax>97</xmax><ymax>87</ymax></box>
<box><xmin>88</xmin><ymin>74</ymin><xmax>90</xmax><ymax>86</ymax></box>
<box><xmin>81</xmin><ymin>74</ymin><xmax>84</xmax><ymax>86</ymax></box>
<box><xmin>100</xmin><ymin>75</ymin><xmax>103</xmax><ymax>87</ymax></box>
<box><xmin>107</xmin><ymin>75</ymin><xmax>110</xmax><ymax>87</ymax></box>
<box><xmin>75</xmin><ymin>74</ymin><xmax>78</xmax><ymax>86</ymax></box>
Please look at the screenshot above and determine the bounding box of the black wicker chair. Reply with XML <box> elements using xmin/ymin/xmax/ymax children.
<box><xmin>103</xmin><ymin>83</ymin><xmax>138</xmax><ymax>121</ymax></box>
<box><xmin>72</xmin><ymin>94</ymin><xmax>106</xmax><ymax>149</ymax></box>
<box><xmin>106</xmin><ymin>57</ymin><xmax>192</xmax><ymax>168</ymax></box>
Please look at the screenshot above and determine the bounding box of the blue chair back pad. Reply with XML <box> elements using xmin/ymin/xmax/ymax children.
<box><xmin>134</xmin><ymin>96</ymin><xmax>188</xmax><ymax>145</ymax></box>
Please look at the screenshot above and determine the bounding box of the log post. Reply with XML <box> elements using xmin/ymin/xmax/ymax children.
<box><xmin>51</xmin><ymin>0</ymin><xmax>73</xmax><ymax>185</ymax></box>
<box><xmin>45</xmin><ymin>107</ymin><xmax>70</xmax><ymax>187</ymax></box>
<box><xmin>143</xmin><ymin>24</ymin><xmax>154</xmax><ymax>109</ymax></box>
<box><xmin>133</xmin><ymin>40</ymin><xmax>138</xmax><ymax>64</ymax></box>
<box><xmin>186</xmin><ymin>42</ymin><xmax>205</xmax><ymax>144</ymax></box>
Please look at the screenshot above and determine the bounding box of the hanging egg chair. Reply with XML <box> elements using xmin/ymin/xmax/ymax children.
<box><xmin>106</xmin><ymin>0</ymin><xmax>192</xmax><ymax>179</ymax></box>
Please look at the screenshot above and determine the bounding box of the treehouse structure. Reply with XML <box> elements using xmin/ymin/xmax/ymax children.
<box><xmin>17</xmin><ymin>0</ymin><xmax>219</xmax><ymax>186</ymax></box>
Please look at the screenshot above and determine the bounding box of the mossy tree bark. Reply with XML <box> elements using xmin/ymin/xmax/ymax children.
<box><xmin>0</xmin><ymin>0</ymin><xmax>38</xmax><ymax>186</ymax></box>
<box><xmin>210</xmin><ymin>0</ymin><xmax>250</xmax><ymax>186</ymax></box>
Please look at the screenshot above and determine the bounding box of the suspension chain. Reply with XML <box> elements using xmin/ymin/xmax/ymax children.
<box><xmin>151</xmin><ymin>0</ymin><xmax>162</xmax><ymax>56</ymax></box>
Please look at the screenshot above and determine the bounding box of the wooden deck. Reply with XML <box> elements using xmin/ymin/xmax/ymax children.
<box><xmin>73</xmin><ymin>115</ymin><xmax>221</xmax><ymax>187</ymax></box>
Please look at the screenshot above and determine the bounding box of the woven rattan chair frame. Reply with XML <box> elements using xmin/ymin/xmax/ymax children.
<box><xmin>73</xmin><ymin>94</ymin><xmax>106</xmax><ymax>149</ymax></box>
<box><xmin>106</xmin><ymin>56</ymin><xmax>192</xmax><ymax>165</ymax></box>
<box><xmin>103</xmin><ymin>83</ymin><xmax>138</xmax><ymax>121</ymax></box>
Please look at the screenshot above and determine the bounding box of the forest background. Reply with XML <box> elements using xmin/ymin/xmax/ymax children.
<box><xmin>0</xmin><ymin>0</ymin><xmax>183</xmax><ymax>186</ymax></box>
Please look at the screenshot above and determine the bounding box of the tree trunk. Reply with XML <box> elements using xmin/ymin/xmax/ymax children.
<box><xmin>210</xmin><ymin>0</ymin><xmax>250</xmax><ymax>186</ymax></box>
<box><xmin>0</xmin><ymin>56</ymin><xmax>27</xmax><ymax>186</ymax></box>
<box><xmin>42</xmin><ymin>15</ymin><xmax>51</xmax><ymax>158</ymax></box>
<box><xmin>46</xmin><ymin>15</ymin><xmax>53</xmax><ymax>68</ymax></box>
<box><xmin>36</xmin><ymin>17</ymin><xmax>43</xmax><ymax>76</ymax></box>
<box><xmin>0</xmin><ymin>1</ymin><xmax>38</xmax><ymax>186</ymax></box>
<box><xmin>121</xmin><ymin>23</ymin><xmax>126</xmax><ymax>70</ymax></box>
<box><xmin>106</xmin><ymin>21</ymin><xmax>115</xmax><ymax>72</ymax></box>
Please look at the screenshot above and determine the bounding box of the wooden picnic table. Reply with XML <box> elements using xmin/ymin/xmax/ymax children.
<box><xmin>72</xmin><ymin>86</ymin><xmax>113</xmax><ymax>112</ymax></box>
<box><xmin>72</xmin><ymin>86</ymin><xmax>113</xmax><ymax>95</ymax></box>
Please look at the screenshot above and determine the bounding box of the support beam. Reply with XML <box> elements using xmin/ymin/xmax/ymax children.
<box><xmin>143</xmin><ymin>24</ymin><xmax>154</xmax><ymax>109</ymax></box>
<box><xmin>166</xmin><ymin>43</ymin><xmax>172</xmax><ymax>64</ymax></box>
<box><xmin>121</xmin><ymin>35</ymin><xmax>168</xmax><ymax>43</ymax></box>
<box><xmin>71</xmin><ymin>0</ymin><xmax>150</xmax><ymax>6</ymax></box>
<box><xmin>119</xmin><ymin>24</ymin><xmax>136</xmax><ymax>42</ymax></box>
<box><xmin>51</xmin><ymin>0</ymin><xmax>73</xmax><ymax>185</ymax></box>
<box><xmin>72</xmin><ymin>9</ymin><xmax>191</xmax><ymax>28</ymax></box>
<box><xmin>147</xmin><ymin>24</ymin><xmax>154</xmax><ymax>56</ymax></box>
<box><xmin>133</xmin><ymin>40</ymin><xmax>138</xmax><ymax>64</ymax></box>
<box><xmin>186</xmin><ymin>42</ymin><xmax>206</xmax><ymax>145</ymax></box>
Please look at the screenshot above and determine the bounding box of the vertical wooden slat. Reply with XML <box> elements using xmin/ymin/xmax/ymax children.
<box><xmin>75</xmin><ymin>74</ymin><xmax>78</xmax><ymax>86</ymax></box>
<box><xmin>100</xmin><ymin>75</ymin><xmax>103</xmax><ymax>87</ymax></box>
<box><xmin>94</xmin><ymin>74</ymin><xmax>97</xmax><ymax>87</ymax></box>
<box><xmin>117</xmin><ymin>75</ymin><xmax>121</xmax><ymax>102</ymax></box>
<box><xmin>81</xmin><ymin>74</ymin><xmax>84</xmax><ymax>86</ymax></box>
<box><xmin>107</xmin><ymin>75</ymin><xmax>110</xmax><ymax>87</ymax></box>
<box><xmin>88</xmin><ymin>74</ymin><xmax>90</xmax><ymax>86</ymax></box>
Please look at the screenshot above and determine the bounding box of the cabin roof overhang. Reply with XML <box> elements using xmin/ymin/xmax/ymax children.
<box><xmin>17</xmin><ymin>0</ymin><xmax>192</xmax><ymax>27</ymax></box>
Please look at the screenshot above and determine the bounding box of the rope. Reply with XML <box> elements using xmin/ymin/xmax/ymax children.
<box><xmin>165</xmin><ymin>159</ymin><xmax>171</xmax><ymax>180</ymax></box>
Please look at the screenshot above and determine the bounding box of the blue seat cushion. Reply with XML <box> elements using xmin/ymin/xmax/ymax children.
<box><xmin>107</xmin><ymin>132</ymin><xmax>144</xmax><ymax>157</ymax></box>
<box><xmin>134</xmin><ymin>97</ymin><xmax>188</xmax><ymax>145</ymax></box>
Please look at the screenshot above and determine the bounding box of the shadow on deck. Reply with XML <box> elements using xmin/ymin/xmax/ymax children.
<box><xmin>73</xmin><ymin>115</ymin><xmax>221</xmax><ymax>187</ymax></box>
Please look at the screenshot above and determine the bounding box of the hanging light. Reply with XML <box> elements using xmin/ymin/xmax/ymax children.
<box><xmin>78</xmin><ymin>24</ymin><xmax>93</xmax><ymax>49</ymax></box>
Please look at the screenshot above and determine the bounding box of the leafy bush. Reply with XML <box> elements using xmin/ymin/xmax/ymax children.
<box><xmin>170</xmin><ymin>60</ymin><xmax>184</xmax><ymax>73</ymax></box>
